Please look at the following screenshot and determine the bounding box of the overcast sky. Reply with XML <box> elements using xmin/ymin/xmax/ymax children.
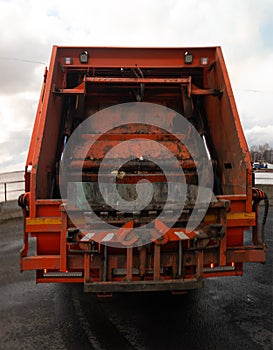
<box><xmin>0</xmin><ymin>0</ymin><xmax>272</xmax><ymax>173</ymax></box>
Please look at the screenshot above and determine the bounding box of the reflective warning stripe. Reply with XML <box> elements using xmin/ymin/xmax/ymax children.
<box><xmin>81</xmin><ymin>232</ymin><xmax>95</xmax><ymax>242</ymax></box>
<box><xmin>80</xmin><ymin>229</ymin><xmax>200</xmax><ymax>244</ymax></box>
<box><xmin>26</xmin><ymin>217</ymin><xmax>61</xmax><ymax>225</ymax></box>
<box><xmin>101</xmin><ymin>233</ymin><xmax>115</xmax><ymax>242</ymax></box>
<box><xmin>174</xmin><ymin>231</ymin><xmax>190</xmax><ymax>240</ymax></box>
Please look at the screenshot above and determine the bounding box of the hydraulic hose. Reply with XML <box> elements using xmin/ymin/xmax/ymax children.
<box><xmin>261</xmin><ymin>192</ymin><xmax>269</xmax><ymax>243</ymax></box>
<box><xmin>252</xmin><ymin>188</ymin><xmax>269</xmax><ymax>244</ymax></box>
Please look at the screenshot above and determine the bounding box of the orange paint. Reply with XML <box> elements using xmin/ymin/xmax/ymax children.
<box><xmin>19</xmin><ymin>46</ymin><xmax>266</xmax><ymax>293</ymax></box>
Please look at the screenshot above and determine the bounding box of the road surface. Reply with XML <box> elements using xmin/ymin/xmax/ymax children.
<box><xmin>0</xmin><ymin>207</ymin><xmax>272</xmax><ymax>349</ymax></box>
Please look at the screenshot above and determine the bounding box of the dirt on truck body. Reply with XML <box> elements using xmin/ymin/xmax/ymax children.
<box><xmin>19</xmin><ymin>46</ymin><xmax>268</xmax><ymax>293</ymax></box>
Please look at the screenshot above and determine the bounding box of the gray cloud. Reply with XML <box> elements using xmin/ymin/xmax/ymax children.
<box><xmin>0</xmin><ymin>0</ymin><xmax>272</xmax><ymax>172</ymax></box>
<box><xmin>0</xmin><ymin>130</ymin><xmax>30</xmax><ymax>169</ymax></box>
<box><xmin>245</xmin><ymin>125</ymin><xmax>273</xmax><ymax>147</ymax></box>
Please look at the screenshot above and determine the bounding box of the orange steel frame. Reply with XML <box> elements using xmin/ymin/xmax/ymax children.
<box><xmin>20</xmin><ymin>46</ymin><xmax>266</xmax><ymax>292</ymax></box>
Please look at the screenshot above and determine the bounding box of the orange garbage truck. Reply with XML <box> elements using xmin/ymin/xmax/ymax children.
<box><xmin>19</xmin><ymin>46</ymin><xmax>268</xmax><ymax>293</ymax></box>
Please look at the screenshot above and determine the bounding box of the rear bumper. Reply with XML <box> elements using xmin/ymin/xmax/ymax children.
<box><xmin>84</xmin><ymin>278</ymin><xmax>203</xmax><ymax>293</ymax></box>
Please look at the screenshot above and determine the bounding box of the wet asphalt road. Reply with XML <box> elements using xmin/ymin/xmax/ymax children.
<box><xmin>0</xmin><ymin>207</ymin><xmax>272</xmax><ymax>350</ymax></box>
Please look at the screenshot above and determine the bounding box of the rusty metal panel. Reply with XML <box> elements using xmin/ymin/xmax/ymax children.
<box><xmin>20</xmin><ymin>46</ymin><xmax>266</xmax><ymax>293</ymax></box>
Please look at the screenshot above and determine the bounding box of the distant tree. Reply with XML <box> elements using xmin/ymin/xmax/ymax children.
<box><xmin>250</xmin><ymin>143</ymin><xmax>273</xmax><ymax>163</ymax></box>
<box><xmin>258</xmin><ymin>143</ymin><xmax>270</xmax><ymax>153</ymax></box>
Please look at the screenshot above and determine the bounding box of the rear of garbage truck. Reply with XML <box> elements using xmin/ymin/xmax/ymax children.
<box><xmin>19</xmin><ymin>46</ymin><xmax>267</xmax><ymax>293</ymax></box>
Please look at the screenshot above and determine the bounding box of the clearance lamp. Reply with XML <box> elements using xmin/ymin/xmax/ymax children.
<box><xmin>184</xmin><ymin>51</ymin><xmax>193</xmax><ymax>64</ymax></box>
<box><xmin>80</xmin><ymin>51</ymin><xmax>89</xmax><ymax>63</ymax></box>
